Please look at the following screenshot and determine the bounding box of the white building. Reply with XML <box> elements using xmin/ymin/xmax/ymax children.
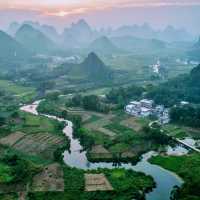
<box><xmin>159</xmin><ymin>109</ymin><xmax>170</xmax><ymax>124</ymax></box>
<box><xmin>140</xmin><ymin>107</ymin><xmax>151</xmax><ymax>117</ymax></box>
<box><xmin>180</xmin><ymin>101</ymin><xmax>189</xmax><ymax>106</ymax></box>
<box><xmin>125</xmin><ymin>99</ymin><xmax>170</xmax><ymax>124</ymax></box>
<box><xmin>140</xmin><ymin>99</ymin><xmax>154</xmax><ymax>109</ymax></box>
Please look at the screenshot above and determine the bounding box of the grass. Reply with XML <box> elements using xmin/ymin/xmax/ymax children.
<box><xmin>82</xmin><ymin>129</ymin><xmax>112</xmax><ymax>146</ymax></box>
<box><xmin>149</xmin><ymin>153</ymin><xmax>200</xmax><ymax>200</ymax></box>
<box><xmin>88</xmin><ymin>168</ymin><xmax>155</xmax><ymax>199</ymax></box>
<box><xmin>11</xmin><ymin>112</ymin><xmax>64</xmax><ymax>135</ymax></box>
<box><xmin>0</xmin><ymin>80</ymin><xmax>36</xmax><ymax>102</ymax></box>
<box><xmin>0</xmin><ymin>194</ymin><xmax>17</xmax><ymax>200</ymax></box>
<box><xmin>104</xmin><ymin>123</ymin><xmax>136</xmax><ymax>135</ymax></box>
<box><xmin>163</xmin><ymin>124</ymin><xmax>188</xmax><ymax>139</ymax></box>
<box><xmin>28</xmin><ymin>166</ymin><xmax>155</xmax><ymax>200</ymax></box>
<box><xmin>83</xmin><ymin>115</ymin><xmax>102</xmax><ymax>125</ymax></box>
<box><xmin>109</xmin><ymin>143</ymin><xmax>130</xmax><ymax>154</ymax></box>
<box><xmin>82</xmin><ymin>87</ymin><xmax>110</xmax><ymax>96</ymax></box>
<box><xmin>150</xmin><ymin>155</ymin><xmax>185</xmax><ymax>172</ymax></box>
<box><xmin>0</xmin><ymin>163</ymin><xmax>14</xmax><ymax>183</ymax></box>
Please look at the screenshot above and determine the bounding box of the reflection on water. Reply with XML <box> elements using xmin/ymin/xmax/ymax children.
<box><xmin>20</xmin><ymin>101</ymin><xmax>184</xmax><ymax>200</ymax></box>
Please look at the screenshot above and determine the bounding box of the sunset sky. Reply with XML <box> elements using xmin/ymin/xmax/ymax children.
<box><xmin>0</xmin><ymin>0</ymin><xmax>200</xmax><ymax>34</ymax></box>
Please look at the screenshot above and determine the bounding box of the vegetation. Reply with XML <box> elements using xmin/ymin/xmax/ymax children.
<box><xmin>170</xmin><ymin>104</ymin><xmax>200</xmax><ymax>128</ymax></box>
<box><xmin>106</xmin><ymin>85</ymin><xmax>144</xmax><ymax>108</ymax></box>
<box><xmin>0</xmin><ymin>152</ymin><xmax>40</xmax><ymax>185</ymax></box>
<box><xmin>10</xmin><ymin>111</ymin><xmax>64</xmax><ymax>135</ymax></box>
<box><xmin>28</xmin><ymin>166</ymin><xmax>155</xmax><ymax>200</ymax></box>
<box><xmin>147</xmin><ymin>64</ymin><xmax>200</xmax><ymax>106</ymax></box>
<box><xmin>67</xmin><ymin>94</ymin><xmax>110</xmax><ymax>113</ymax></box>
<box><xmin>150</xmin><ymin>154</ymin><xmax>200</xmax><ymax>200</ymax></box>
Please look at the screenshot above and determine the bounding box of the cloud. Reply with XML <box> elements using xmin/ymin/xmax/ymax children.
<box><xmin>1</xmin><ymin>0</ymin><xmax>200</xmax><ymax>14</ymax></box>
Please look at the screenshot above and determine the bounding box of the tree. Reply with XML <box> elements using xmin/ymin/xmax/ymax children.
<box><xmin>82</xmin><ymin>95</ymin><xmax>100</xmax><ymax>111</ymax></box>
<box><xmin>46</xmin><ymin>91</ymin><xmax>60</xmax><ymax>101</ymax></box>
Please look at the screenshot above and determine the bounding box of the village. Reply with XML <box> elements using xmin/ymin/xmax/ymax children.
<box><xmin>125</xmin><ymin>99</ymin><xmax>170</xmax><ymax>124</ymax></box>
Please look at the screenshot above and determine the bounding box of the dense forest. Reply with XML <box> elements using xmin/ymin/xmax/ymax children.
<box><xmin>147</xmin><ymin>64</ymin><xmax>200</xmax><ymax>106</ymax></box>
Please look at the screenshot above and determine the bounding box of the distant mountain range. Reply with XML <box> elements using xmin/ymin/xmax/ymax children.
<box><xmin>15</xmin><ymin>24</ymin><xmax>56</xmax><ymax>54</ymax></box>
<box><xmin>0</xmin><ymin>30</ymin><xmax>30</xmax><ymax>60</ymax></box>
<box><xmin>8</xmin><ymin>21</ymin><xmax>59</xmax><ymax>43</ymax></box>
<box><xmin>111</xmin><ymin>36</ymin><xmax>166</xmax><ymax>53</ymax></box>
<box><xmin>110</xmin><ymin>24</ymin><xmax>193</xmax><ymax>42</ymax></box>
<box><xmin>7</xmin><ymin>19</ymin><xmax>195</xmax><ymax>51</ymax></box>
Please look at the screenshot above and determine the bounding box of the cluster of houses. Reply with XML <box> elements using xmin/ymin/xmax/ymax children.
<box><xmin>125</xmin><ymin>99</ymin><xmax>170</xmax><ymax>124</ymax></box>
<box><xmin>149</xmin><ymin>60</ymin><xmax>160</xmax><ymax>74</ymax></box>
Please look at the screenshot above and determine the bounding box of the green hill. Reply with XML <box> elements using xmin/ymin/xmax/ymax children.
<box><xmin>15</xmin><ymin>24</ymin><xmax>56</xmax><ymax>54</ymax></box>
<box><xmin>0</xmin><ymin>30</ymin><xmax>30</xmax><ymax>60</ymax></box>
<box><xmin>56</xmin><ymin>52</ymin><xmax>112</xmax><ymax>83</ymax></box>
<box><xmin>147</xmin><ymin>64</ymin><xmax>200</xmax><ymax>106</ymax></box>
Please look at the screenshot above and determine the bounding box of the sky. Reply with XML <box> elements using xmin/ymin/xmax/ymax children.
<box><xmin>0</xmin><ymin>0</ymin><xmax>200</xmax><ymax>34</ymax></box>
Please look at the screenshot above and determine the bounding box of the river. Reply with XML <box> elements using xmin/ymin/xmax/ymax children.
<box><xmin>20</xmin><ymin>101</ymin><xmax>183</xmax><ymax>200</ymax></box>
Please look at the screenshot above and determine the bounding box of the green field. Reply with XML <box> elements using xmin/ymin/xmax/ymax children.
<box><xmin>150</xmin><ymin>153</ymin><xmax>200</xmax><ymax>200</ymax></box>
<box><xmin>0</xmin><ymin>163</ymin><xmax>14</xmax><ymax>183</ymax></box>
<box><xmin>11</xmin><ymin>112</ymin><xmax>64</xmax><ymax>135</ymax></box>
<box><xmin>0</xmin><ymin>80</ymin><xmax>36</xmax><ymax>102</ymax></box>
<box><xmin>28</xmin><ymin>166</ymin><xmax>155</xmax><ymax>200</ymax></box>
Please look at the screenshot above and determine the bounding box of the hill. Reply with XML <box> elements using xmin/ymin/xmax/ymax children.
<box><xmin>147</xmin><ymin>64</ymin><xmax>200</xmax><ymax>106</ymax></box>
<box><xmin>56</xmin><ymin>52</ymin><xmax>112</xmax><ymax>83</ymax></box>
<box><xmin>15</xmin><ymin>24</ymin><xmax>56</xmax><ymax>54</ymax></box>
<box><xmin>111</xmin><ymin>23</ymin><xmax>193</xmax><ymax>42</ymax></box>
<box><xmin>188</xmin><ymin>37</ymin><xmax>200</xmax><ymax>61</ymax></box>
<box><xmin>88</xmin><ymin>36</ymin><xmax>121</xmax><ymax>55</ymax></box>
<box><xmin>111</xmin><ymin>36</ymin><xmax>166</xmax><ymax>54</ymax></box>
<box><xmin>0</xmin><ymin>30</ymin><xmax>30</xmax><ymax>60</ymax></box>
<box><xmin>62</xmin><ymin>19</ymin><xmax>95</xmax><ymax>49</ymax></box>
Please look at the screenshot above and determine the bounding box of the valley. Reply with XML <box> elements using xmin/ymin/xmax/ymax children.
<box><xmin>0</xmin><ymin>7</ymin><xmax>200</xmax><ymax>200</ymax></box>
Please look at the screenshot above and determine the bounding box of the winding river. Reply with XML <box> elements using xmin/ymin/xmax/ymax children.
<box><xmin>20</xmin><ymin>101</ymin><xmax>183</xmax><ymax>200</ymax></box>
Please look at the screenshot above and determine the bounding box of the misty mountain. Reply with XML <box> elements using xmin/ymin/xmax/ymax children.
<box><xmin>88</xmin><ymin>36</ymin><xmax>121</xmax><ymax>55</ymax></box>
<box><xmin>160</xmin><ymin>25</ymin><xmax>193</xmax><ymax>42</ymax></box>
<box><xmin>23</xmin><ymin>21</ymin><xmax>60</xmax><ymax>43</ymax></box>
<box><xmin>62</xmin><ymin>19</ymin><xmax>95</xmax><ymax>49</ymax></box>
<box><xmin>57</xmin><ymin>52</ymin><xmax>112</xmax><ymax>82</ymax></box>
<box><xmin>111</xmin><ymin>36</ymin><xmax>166</xmax><ymax>53</ymax></box>
<box><xmin>15</xmin><ymin>24</ymin><xmax>56</xmax><ymax>54</ymax></box>
<box><xmin>0</xmin><ymin>30</ymin><xmax>30</xmax><ymax>60</ymax></box>
<box><xmin>188</xmin><ymin>37</ymin><xmax>200</xmax><ymax>61</ymax></box>
<box><xmin>8</xmin><ymin>21</ymin><xmax>60</xmax><ymax>44</ymax></box>
<box><xmin>7</xmin><ymin>22</ymin><xmax>21</xmax><ymax>36</ymax></box>
<box><xmin>111</xmin><ymin>23</ymin><xmax>156</xmax><ymax>39</ymax></box>
<box><xmin>110</xmin><ymin>23</ymin><xmax>193</xmax><ymax>42</ymax></box>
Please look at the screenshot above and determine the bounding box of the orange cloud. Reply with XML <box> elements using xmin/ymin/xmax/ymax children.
<box><xmin>1</xmin><ymin>0</ymin><xmax>200</xmax><ymax>16</ymax></box>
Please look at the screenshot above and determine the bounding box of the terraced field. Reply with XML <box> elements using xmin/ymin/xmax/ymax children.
<box><xmin>0</xmin><ymin>132</ymin><xmax>65</xmax><ymax>159</ymax></box>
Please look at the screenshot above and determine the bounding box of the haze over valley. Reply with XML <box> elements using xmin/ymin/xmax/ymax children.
<box><xmin>0</xmin><ymin>1</ymin><xmax>200</xmax><ymax>200</ymax></box>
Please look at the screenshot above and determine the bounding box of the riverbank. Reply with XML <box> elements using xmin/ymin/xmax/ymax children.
<box><xmin>21</xmin><ymin>100</ymin><xmax>184</xmax><ymax>200</ymax></box>
<box><xmin>19</xmin><ymin>101</ymin><xmax>156</xmax><ymax>200</ymax></box>
<box><xmin>149</xmin><ymin>154</ymin><xmax>200</xmax><ymax>200</ymax></box>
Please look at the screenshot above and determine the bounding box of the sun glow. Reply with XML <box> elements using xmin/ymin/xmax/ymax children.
<box><xmin>55</xmin><ymin>11</ymin><xmax>68</xmax><ymax>17</ymax></box>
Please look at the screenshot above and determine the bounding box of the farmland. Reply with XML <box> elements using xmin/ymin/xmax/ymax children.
<box><xmin>10</xmin><ymin>112</ymin><xmax>64</xmax><ymax>135</ymax></box>
<box><xmin>37</xmin><ymin>97</ymin><xmax>160</xmax><ymax>162</ymax></box>
<box><xmin>0</xmin><ymin>80</ymin><xmax>36</xmax><ymax>103</ymax></box>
